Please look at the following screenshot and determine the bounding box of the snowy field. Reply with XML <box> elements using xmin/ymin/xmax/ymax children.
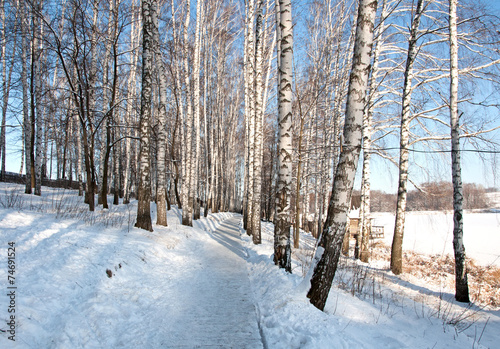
<box><xmin>372</xmin><ymin>208</ymin><xmax>500</xmax><ymax>268</ymax></box>
<box><xmin>0</xmin><ymin>182</ymin><xmax>499</xmax><ymax>348</ymax></box>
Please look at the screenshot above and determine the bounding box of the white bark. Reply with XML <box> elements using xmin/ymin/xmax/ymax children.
<box><xmin>251</xmin><ymin>0</ymin><xmax>264</xmax><ymax>244</ymax></box>
<box><xmin>135</xmin><ymin>0</ymin><xmax>155</xmax><ymax>232</ymax></box>
<box><xmin>391</xmin><ymin>0</ymin><xmax>426</xmax><ymax>275</ymax></box>
<box><xmin>449</xmin><ymin>0</ymin><xmax>469</xmax><ymax>303</ymax></box>
<box><xmin>76</xmin><ymin>115</ymin><xmax>83</xmax><ymax>196</ymax></box>
<box><xmin>21</xmin><ymin>0</ymin><xmax>32</xmax><ymax>193</ymax></box>
<box><xmin>33</xmin><ymin>0</ymin><xmax>43</xmax><ymax>196</ymax></box>
<box><xmin>192</xmin><ymin>0</ymin><xmax>203</xmax><ymax>221</ymax></box>
<box><xmin>274</xmin><ymin>0</ymin><xmax>293</xmax><ymax>272</ymax></box>
<box><xmin>244</xmin><ymin>0</ymin><xmax>256</xmax><ymax>233</ymax></box>
<box><xmin>99</xmin><ymin>0</ymin><xmax>118</xmax><ymax>208</ymax></box>
<box><xmin>358</xmin><ymin>0</ymin><xmax>388</xmax><ymax>262</ymax></box>
<box><xmin>307</xmin><ymin>0</ymin><xmax>378</xmax><ymax>311</ymax></box>
<box><xmin>0</xmin><ymin>2</ymin><xmax>15</xmax><ymax>180</ymax></box>
<box><xmin>181</xmin><ymin>1</ymin><xmax>193</xmax><ymax>226</ymax></box>
<box><xmin>153</xmin><ymin>1</ymin><xmax>168</xmax><ymax>226</ymax></box>
<box><xmin>123</xmin><ymin>5</ymin><xmax>140</xmax><ymax>204</ymax></box>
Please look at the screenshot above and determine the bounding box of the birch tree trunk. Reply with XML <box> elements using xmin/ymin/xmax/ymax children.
<box><xmin>135</xmin><ymin>0</ymin><xmax>155</xmax><ymax>232</ymax></box>
<box><xmin>391</xmin><ymin>0</ymin><xmax>425</xmax><ymax>275</ymax></box>
<box><xmin>273</xmin><ymin>0</ymin><xmax>293</xmax><ymax>272</ymax></box>
<box><xmin>21</xmin><ymin>0</ymin><xmax>32</xmax><ymax>194</ymax></box>
<box><xmin>33</xmin><ymin>0</ymin><xmax>43</xmax><ymax>196</ymax></box>
<box><xmin>358</xmin><ymin>0</ymin><xmax>388</xmax><ymax>263</ymax></box>
<box><xmin>0</xmin><ymin>2</ymin><xmax>16</xmax><ymax>181</ymax></box>
<box><xmin>192</xmin><ymin>0</ymin><xmax>203</xmax><ymax>221</ymax></box>
<box><xmin>202</xmin><ymin>28</ymin><xmax>212</xmax><ymax>217</ymax></box>
<box><xmin>76</xmin><ymin>116</ymin><xmax>83</xmax><ymax>196</ymax></box>
<box><xmin>169</xmin><ymin>0</ymin><xmax>183</xmax><ymax>209</ymax></box>
<box><xmin>244</xmin><ymin>0</ymin><xmax>256</xmax><ymax>234</ymax></box>
<box><xmin>100</xmin><ymin>0</ymin><xmax>118</xmax><ymax>209</ymax></box>
<box><xmin>307</xmin><ymin>0</ymin><xmax>378</xmax><ymax>311</ymax></box>
<box><xmin>449</xmin><ymin>0</ymin><xmax>469</xmax><ymax>303</ymax></box>
<box><xmin>123</xmin><ymin>4</ymin><xmax>139</xmax><ymax>204</ymax></box>
<box><xmin>181</xmin><ymin>1</ymin><xmax>193</xmax><ymax>226</ymax></box>
<box><xmin>153</xmin><ymin>2</ymin><xmax>168</xmax><ymax>226</ymax></box>
<box><xmin>251</xmin><ymin>0</ymin><xmax>264</xmax><ymax>244</ymax></box>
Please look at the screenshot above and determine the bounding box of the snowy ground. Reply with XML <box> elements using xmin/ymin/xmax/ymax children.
<box><xmin>0</xmin><ymin>183</ymin><xmax>499</xmax><ymax>348</ymax></box>
<box><xmin>371</xmin><ymin>210</ymin><xmax>500</xmax><ymax>267</ymax></box>
<box><xmin>242</xmin><ymin>220</ymin><xmax>500</xmax><ymax>349</ymax></box>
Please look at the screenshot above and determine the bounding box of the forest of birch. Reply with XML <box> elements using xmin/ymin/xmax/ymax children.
<box><xmin>1</xmin><ymin>0</ymin><xmax>499</xmax><ymax>309</ymax></box>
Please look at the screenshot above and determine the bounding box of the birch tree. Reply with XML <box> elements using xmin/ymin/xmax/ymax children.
<box><xmin>21</xmin><ymin>0</ymin><xmax>32</xmax><ymax>194</ymax></box>
<box><xmin>135</xmin><ymin>0</ymin><xmax>155</xmax><ymax>232</ymax></box>
<box><xmin>391</xmin><ymin>0</ymin><xmax>426</xmax><ymax>275</ymax></box>
<box><xmin>0</xmin><ymin>1</ymin><xmax>17</xmax><ymax>182</ymax></box>
<box><xmin>449</xmin><ymin>0</ymin><xmax>469</xmax><ymax>303</ymax></box>
<box><xmin>191</xmin><ymin>0</ymin><xmax>203</xmax><ymax>221</ymax></box>
<box><xmin>273</xmin><ymin>0</ymin><xmax>293</xmax><ymax>272</ymax></box>
<box><xmin>357</xmin><ymin>0</ymin><xmax>389</xmax><ymax>262</ymax></box>
<box><xmin>123</xmin><ymin>2</ymin><xmax>140</xmax><ymax>204</ymax></box>
<box><xmin>153</xmin><ymin>0</ymin><xmax>168</xmax><ymax>226</ymax></box>
<box><xmin>101</xmin><ymin>0</ymin><xmax>121</xmax><ymax>210</ymax></box>
<box><xmin>32</xmin><ymin>0</ymin><xmax>43</xmax><ymax>196</ymax></box>
<box><xmin>181</xmin><ymin>0</ymin><xmax>193</xmax><ymax>226</ymax></box>
<box><xmin>243</xmin><ymin>0</ymin><xmax>256</xmax><ymax>233</ymax></box>
<box><xmin>307</xmin><ymin>0</ymin><xmax>378</xmax><ymax>311</ymax></box>
<box><xmin>250</xmin><ymin>0</ymin><xmax>265</xmax><ymax>244</ymax></box>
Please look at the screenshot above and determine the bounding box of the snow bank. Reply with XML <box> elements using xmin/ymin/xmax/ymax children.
<box><xmin>241</xmin><ymin>221</ymin><xmax>500</xmax><ymax>349</ymax></box>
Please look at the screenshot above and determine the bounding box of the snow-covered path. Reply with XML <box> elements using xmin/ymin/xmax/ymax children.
<box><xmin>0</xmin><ymin>199</ymin><xmax>263</xmax><ymax>348</ymax></box>
<box><xmin>162</xmin><ymin>217</ymin><xmax>263</xmax><ymax>348</ymax></box>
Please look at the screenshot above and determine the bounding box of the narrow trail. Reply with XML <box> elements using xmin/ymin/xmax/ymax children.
<box><xmin>163</xmin><ymin>216</ymin><xmax>264</xmax><ymax>348</ymax></box>
<box><xmin>0</xmin><ymin>191</ymin><xmax>264</xmax><ymax>348</ymax></box>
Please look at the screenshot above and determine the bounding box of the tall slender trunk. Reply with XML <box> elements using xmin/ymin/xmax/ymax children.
<box><xmin>0</xmin><ymin>3</ymin><xmax>16</xmax><ymax>181</ymax></box>
<box><xmin>251</xmin><ymin>0</ymin><xmax>264</xmax><ymax>244</ymax></box>
<box><xmin>449</xmin><ymin>0</ymin><xmax>469</xmax><ymax>303</ymax></box>
<box><xmin>391</xmin><ymin>0</ymin><xmax>425</xmax><ymax>275</ymax></box>
<box><xmin>274</xmin><ymin>0</ymin><xmax>293</xmax><ymax>272</ymax></box>
<box><xmin>358</xmin><ymin>0</ymin><xmax>388</xmax><ymax>263</ymax></box>
<box><xmin>100</xmin><ymin>0</ymin><xmax>118</xmax><ymax>209</ymax></box>
<box><xmin>307</xmin><ymin>0</ymin><xmax>378</xmax><ymax>311</ymax></box>
<box><xmin>202</xmin><ymin>30</ymin><xmax>213</xmax><ymax>217</ymax></box>
<box><xmin>153</xmin><ymin>2</ymin><xmax>168</xmax><ymax>226</ymax></box>
<box><xmin>33</xmin><ymin>0</ymin><xmax>43</xmax><ymax>196</ymax></box>
<box><xmin>76</xmin><ymin>115</ymin><xmax>83</xmax><ymax>196</ymax></box>
<box><xmin>244</xmin><ymin>0</ymin><xmax>256</xmax><ymax>234</ymax></box>
<box><xmin>123</xmin><ymin>5</ymin><xmax>140</xmax><ymax>204</ymax></box>
<box><xmin>135</xmin><ymin>0</ymin><xmax>155</xmax><ymax>232</ymax></box>
<box><xmin>192</xmin><ymin>0</ymin><xmax>203</xmax><ymax>221</ymax></box>
<box><xmin>21</xmin><ymin>1</ymin><xmax>31</xmax><ymax>193</ymax></box>
<box><xmin>294</xmin><ymin>109</ymin><xmax>306</xmax><ymax>248</ymax></box>
<box><xmin>112</xmin><ymin>127</ymin><xmax>119</xmax><ymax>205</ymax></box>
<box><xmin>181</xmin><ymin>1</ymin><xmax>193</xmax><ymax>226</ymax></box>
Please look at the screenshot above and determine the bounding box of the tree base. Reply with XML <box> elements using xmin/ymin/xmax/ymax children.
<box><xmin>135</xmin><ymin>215</ymin><xmax>153</xmax><ymax>232</ymax></box>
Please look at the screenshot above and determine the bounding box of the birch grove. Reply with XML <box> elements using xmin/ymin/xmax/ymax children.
<box><xmin>0</xmin><ymin>0</ymin><xmax>499</xmax><ymax>312</ymax></box>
